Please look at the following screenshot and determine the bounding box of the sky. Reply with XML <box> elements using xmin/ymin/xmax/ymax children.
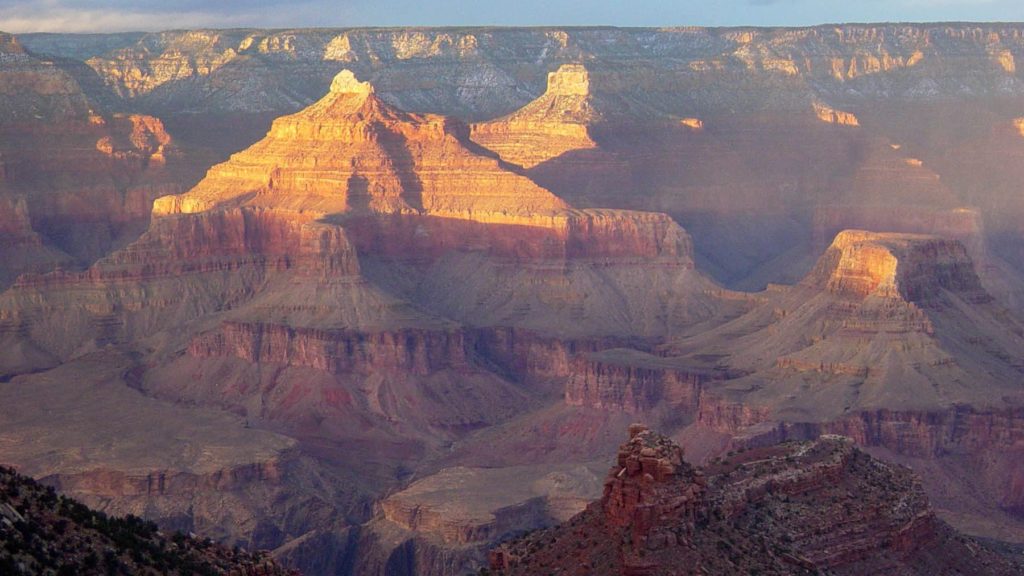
<box><xmin>1</xmin><ymin>0</ymin><xmax>1024</xmax><ymax>34</ymax></box>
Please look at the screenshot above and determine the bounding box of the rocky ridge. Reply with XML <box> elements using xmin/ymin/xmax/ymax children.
<box><xmin>6</xmin><ymin>24</ymin><xmax>1024</xmax><ymax>575</ymax></box>
<box><xmin>21</xmin><ymin>25</ymin><xmax>1024</xmax><ymax>118</ymax></box>
<box><xmin>0</xmin><ymin>463</ymin><xmax>298</xmax><ymax>575</ymax></box>
<box><xmin>491</xmin><ymin>426</ymin><xmax>1021</xmax><ymax>575</ymax></box>
<box><xmin>556</xmin><ymin>230</ymin><xmax>1024</xmax><ymax>543</ymax></box>
<box><xmin>0</xmin><ymin>33</ymin><xmax>189</xmax><ymax>282</ymax></box>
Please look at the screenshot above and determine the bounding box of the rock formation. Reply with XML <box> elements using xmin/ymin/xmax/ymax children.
<box><xmin>24</xmin><ymin>25</ymin><xmax>1024</xmax><ymax>291</ymax></box>
<box><xmin>9</xmin><ymin>24</ymin><xmax>1024</xmax><ymax>576</ymax></box>
<box><xmin>470</xmin><ymin>64</ymin><xmax>601</xmax><ymax>168</ymax></box>
<box><xmin>491</xmin><ymin>427</ymin><xmax>1022</xmax><ymax>575</ymax></box>
<box><xmin>155</xmin><ymin>69</ymin><xmax>567</xmax><ymax>222</ymax></box>
<box><xmin>0</xmin><ymin>33</ymin><xmax>187</xmax><ymax>282</ymax></box>
<box><xmin>0</xmin><ymin>68</ymin><xmax>727</xmax><ymax>573</ymax></box>
<box><xmin>578</xmin><ymin>231</ymin><xmax>1024</xmax><ymax>542</ymax></box>
<box><xmin>0</xmin><ymin>465</ymin><xmax>300</xmax><ymax>575</ymax></box>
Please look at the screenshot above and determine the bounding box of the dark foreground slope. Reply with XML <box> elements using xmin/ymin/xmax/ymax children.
<box><xmin>0</xmin><ymin>465</ymin><xmax>298</xmax><ymax>576</ymax></box>
<box><xmin>491</xmin><ymin>426</ymin><xmax>1022</xmax><ymax>576</ymax></box>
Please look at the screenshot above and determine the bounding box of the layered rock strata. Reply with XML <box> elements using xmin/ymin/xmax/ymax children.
<box><xmin>0</xmin><ymin>34</ymin><xmax>186</xmax><ymax>276</ymax></box>
<box><xmin>470</xmin><ymin>64</ymin><xmax>600</xmax><ymax>168</ymax></box>
<box><xmin>491</xmin><ymin>427</ymin><xmax>1021</xmax><ymax>575</ymax></box>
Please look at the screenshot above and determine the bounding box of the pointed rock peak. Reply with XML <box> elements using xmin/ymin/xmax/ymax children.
<box><xmin>330</xmin><ymin>69</ymin><xmax>374</xmax><ymax>96</ymax></box>
<box><xmin>546</xmin><ymin>64</ymin><xmax>591</xmax><ymax>97</ymax></box>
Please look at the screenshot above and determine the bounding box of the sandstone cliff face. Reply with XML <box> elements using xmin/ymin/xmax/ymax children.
<box><xmin>24</xmin><ymin>25</ymin><xmax>1024</xmax><ymax>118</ymax></box>
<box><xmin>188</xmin><ymin>322</ymin><xmax>469</xmax><ymax>376</ymax></box>
<box><xmin>564</xmin><ymin>351</ymin><xmax>709</xmax><ymax>413</ymax></box>
<box><xmin>6</xmin><ymin>25</ymin><xmax>1024</xmax><ymax>575</ymax></box>
<box><xmin>807</xmin><ymin>230</ymin><xmax>988</xmax><ymax>302</ymax></box>
<box><xmin>493</xmin><ymin>428</ymin><xmax>1020</xmax><ymax>575</ymax></box>
<box><xmin>154</xmin><ymin>69</ymin><xmax>567</xmax><ymax>224</ymax></box>
<box><xmin>638</xmin><ymin>230</ymin><xmax>1024</xmax><ymax>542</ymax></box>
<box><xmin>21</xmin><ymin>24</ymin><xmax>1024</xmax><ymax>295</ymax></box>
<box><xmin>470</xmin><ymin>64</ymin><xmax>600</xmax><ymax>168</ymax></box>
<box><xmin>665</xmin><ymin>230</ymin><xmax>1024</xmax><ymax>407</ymax></box>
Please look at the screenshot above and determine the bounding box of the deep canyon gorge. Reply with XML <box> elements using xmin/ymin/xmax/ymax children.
<box><xmin>3</xmin><ymin>23</ymin><xmax>1024</xmax><ymax>574</ymax></box>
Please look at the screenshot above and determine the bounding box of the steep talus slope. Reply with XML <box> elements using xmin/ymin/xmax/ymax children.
<box><xmin>492</xmin><ymin>427</ymin><xmax>1021</xmax><ymax>576</ymax></box>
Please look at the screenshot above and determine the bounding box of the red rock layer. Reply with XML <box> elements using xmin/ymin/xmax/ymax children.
<box><xmin>188</xmin><ymin>321</ymin><xmax>469</xmax><ymax>376</ymax></box>
<box><xmin>564</xmin><ymin>354</ymin><xmax>710</xmax><ymax>413</ymax></box>
<box><xmin>491</xmin><ymin>428</ymin><xmax>1020</xmax><ymax>575</ymax></box>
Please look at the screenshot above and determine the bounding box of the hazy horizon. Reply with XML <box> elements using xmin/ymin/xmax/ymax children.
<box><xmin>2</xmin><ymin>0</ymin><xmax>1024</xmax><ymax>34</ymax></box>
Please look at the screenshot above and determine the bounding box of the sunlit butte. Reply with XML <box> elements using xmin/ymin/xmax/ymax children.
<box><xmin>2</xmin><ymin>5</ymin><xmax>1024</xmax><ymax>576</ymax></box>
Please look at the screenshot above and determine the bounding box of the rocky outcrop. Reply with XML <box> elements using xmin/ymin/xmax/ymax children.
<box><xmin>0</xmin><ymin>39</ymin><xmax>186</xmax><ymax>273</ymax></box>
<box><xmin>638</xmin><ymin>230</ymin><xmax>1024</xmax><ymax>543</ymax></box>
<box><xmin>564</xmin><ymin>351</ymin><xmax>710</xmax><ymax>413</ymax></box>
<box><xmin>470</xmin><ymin>64</ymin><xmax>599</xmax><ymax>168</ymax></box>
<box><xmin>813</xmin><ymin>101</ymin><xmax>860</xmax><ymax>126</ymax></box>
<box><xmin>155</xmin><ymin>69</ymin><xmax>567</xmax><ymax>225</ymax></box>
<box><xmin>21</xmin><ymin>24</ymin><xmax>1024</xmax><ymax>294</ymax></box>
<box><xmin>492</xmin><ymin>428</ymin><xmax>1022</xmax><ymax>575</ymax></box>
<box><xmin>807</xmin><ymin>230</ymin><xmax>988</xmax><ymax>302</ymax></box>
<box><xmin>0</xmin><ymin>465</ymin><xmax>300</xmax><ymax>575</ymax></box>
<box><xmin>21</xmin><ymin>25</ymin><xmax>1024</xmax><ymax>119</ymax></box>
<box><xmin>188</xmin><ymin>322</ymin><xmax>470</xmax><ymax>376</ymax></box>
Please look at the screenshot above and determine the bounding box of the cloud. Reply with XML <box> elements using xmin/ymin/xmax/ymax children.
<box><xmin>2</xmin><ymin>0</ymin><xmax>1024</xmax><ymax>33</ymax></box>
<box><xmin>0</xmin><ymin>0</ymin><xmax>330</xmax><ymax>32</ymax></box>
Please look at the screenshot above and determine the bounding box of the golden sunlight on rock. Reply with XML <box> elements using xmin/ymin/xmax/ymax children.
<box><xmin>994</xmin><ymin>49</ymin><xmax>1016</xmax><ymax>73</ymax></box>
<box><xmin>1013</xmin><ymin>117</ymin><xmax>1024</xmax><ymax>137</ymax></box>
<box><xmin>470</xmin><ymin>64</ymin><xmax>600</xmax><ymax>168</ymax></box>
<box><xmin>813</xmin><ymin>101</ymin><xmax>860</xmax><ymax>126</ymax></box>
<box><xmin>679</xmin><ymin>117</ymin><xmax>704</xmax><ymax>130</ymax></box>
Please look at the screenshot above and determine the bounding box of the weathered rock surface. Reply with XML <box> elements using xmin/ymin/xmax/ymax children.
<box><xmin>0</xmin><ymin>464</ymin><xmax>300</xmax><ymax>575</ymax></box>
<box><xmin>0</xmin><ymin>352</ymin><xmax>354</xmax><ymax>549</ymax></box>
<box><xmin>470</xmin><ymin>64</ymin><xmax>600</xmax><ymax>168</ymax></box>
<box><xmin>22</xmin><ymin>25</ymin><xmax>1024</xmax><ymax>119</ymax></box>
<box><xmin>0</xmin><ymin>34</ymin><xmax>188</xmax><ymax>282</ymax></box>
<box><xmin>9</xmin><ymin>24</ymin><xmax>1024</xmax><ymax>575</ymax></box>
<box><xmin>0</xmin><ymin>66</ymin><xmax>731</xmax><ymax>576</ymax></box>
<box><xmin>492</xmin><ymin>428</ymin><xmax>1022</xmax><ymax>575</ymax></box>
<box><xmin>19</xmin><ymin>25</ymin><xmax>1024</xmax><ymax>292</ymax></box>
<box><xmin>575</xmin><ymin>231</ymin><xmax>1024</xmax><ymax>543</ymax></box>
<box><xmin>667</xmin><ymin>230</ymin><xmax>1024</xmax><ymax>416</ymax></box>
<box><xmin>564</xmin><ymin>349</ymin><xmax>717</xmax><ymax>414</ymax></box>
<box><xmin>381</xmin><ymin>463</ymin><xmax>603</xmax><ymax>546</ymax></box>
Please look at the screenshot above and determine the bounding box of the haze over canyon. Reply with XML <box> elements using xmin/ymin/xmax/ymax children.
<box><xmin>3</xmin><ymin>23</ymin><xmax>1024</xmax><ymax>575</ymax></box>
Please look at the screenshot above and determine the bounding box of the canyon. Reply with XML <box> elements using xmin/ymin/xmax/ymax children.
<box><xmin>2</xmin><ymin>23</ymin><xmax>1024</xmax><ymax>575</ymax></box>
